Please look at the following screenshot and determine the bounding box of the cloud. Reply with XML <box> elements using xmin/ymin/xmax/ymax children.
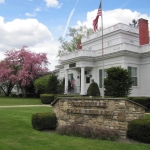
<box><xmin>25</xmin><ymin>7</ymin><xmax>41</xmax><ymax>17</ymax></box>
<box><xmin>0</xmin><ymin>17</ymin><xmax>60</xmax><ymax>70</ymax></box>
<box><xmin>75</xmin><ymin>9</ymin><xmax>150</xmax><ymax>29</ymax></box>
<box><xmin>25</xmin><ymin>12</ymin><xmax>36</xmax><ymax>17</ymax></box>
<box><xmin>44</xmin><ymin>0</ymin><xmax>62</xmax><ymax>8</ymax></box>
<box><xmin>0</xmin><ymin>0</ymin><xmax>4</xmax><ymax>4</ymax></box>
<box><xmin>35</xmin><ymin>7</ymin><xmax>41</xmax><ymax>12</ymax></box>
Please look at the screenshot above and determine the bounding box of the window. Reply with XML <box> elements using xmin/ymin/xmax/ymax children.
<box><xmin>85</xmin><ymin>70</ymin><xmax>91</xmax><ymax>83</ymax></box>
<box><xmin>108</xmin><ymin>41</ymin><xmax>112</xmax><ymax>47</ymax></box>
<box><xmin>68</xmin><ymin>74</ymin><xmax>73</xmax><ymax>82</ymax></box>
<box><xmin>99</xmin><ymin>69</ymin><xmax>107</xmax><ymax>88</ymax></box>
<box><xmin>86</xmin><ymin>77</ymin><xmax>90</xmax><ymax>83</ymax></box>
<box><xmin>128</xmin><ymin>67</ymin><xmax>138</xmax><ymax>86</ymax></box>
<box><xmin>69</xmin><ymin>63</ymin><xmax>76</xmax><ymax>68</ymax></box>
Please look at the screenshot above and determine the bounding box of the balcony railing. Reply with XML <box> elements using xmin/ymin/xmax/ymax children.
<box><xmin>82</xmin><ymin>23</ymin><xmax>139</xmax><ymax>43</ymax></box>
<box><xmin>61</xmin><ymin>43</ymin><xmax>144</xmax><ymax>61</ymax></box>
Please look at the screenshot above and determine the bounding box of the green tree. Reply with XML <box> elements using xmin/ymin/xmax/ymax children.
<box><xmin>57</xmin><ymin>78</ymin><xmax>65</xmax><ymax>94</ymax></box>
<box><xmin>34</xmin><ymin>75</ymin><xmax>50</xmax><ymax>94</ymax></box>
<box><xmin>47</xmin><ymin>74</ymin><xmax>59</xmax><ymax>94</ymax></box>
<box><xmin>104</xmin><ymin>66</ymin><xmax>133</xmax><ymax>97</ymax></box>
<box><xmin>58</xmin><ymin>26</ymin><xmax>93</xmax><ymax>58</ymax></box>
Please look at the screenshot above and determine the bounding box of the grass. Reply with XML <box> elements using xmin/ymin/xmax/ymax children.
<box><xmin>0</xmin><ymin>94</ymin><xmax>42</xmax><ymax>106</ymax></box>
<box><xmin>0</xmin><ymin>95</ymin><xmax>150</xmax><ymax>150</ymax></box>
<box><xmin>145</xmin><ymin>114</ymin><xmax>150</xmax><ymax>119</ymax></box>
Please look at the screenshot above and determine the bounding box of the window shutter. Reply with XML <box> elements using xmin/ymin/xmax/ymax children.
<box><xmin>99</xmin><ymin>70</ymin><xmax>102</xmax><ymax>88</ymax></box>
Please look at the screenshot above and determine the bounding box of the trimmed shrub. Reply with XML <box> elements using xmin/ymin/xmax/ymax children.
<box><xmin>127</xmin><ymin>119</ymin><xmax>150</xmax><ymax>143</ymax></box>
<box><xmin>104</xmin><ymin>66</ymin><xmax>133</xmax><ymax>97</ymax></box>
<box><xmin>32</xmin><ymin>112</ymin><xmax>57</xmax><ymax>130</ymax></box>
<box><xmin>87</xmin><ymin>81</ymin><xmax>100</xmax><ymax>96</ymax></box>
<box><xmin>128</xmin><ymin>97</ymin><xmax>150</xmax><ymax>111</ymax></box>
<box><xmin>40</xmin><ymin>94</ymin><xmax>55</xmax><ymax>104</ymax></box>
<box><xmin>54</xmin><ymin>94</ymin><xmax>73</xmax><ymax>99</ymax></box>
<box><xmin>57</xmin><ymin>123</ymin><xmax>119</xmax><ymax>141</ymax></box>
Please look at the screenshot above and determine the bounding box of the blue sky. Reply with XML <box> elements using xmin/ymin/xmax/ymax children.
<box><xmin>0</xmin><ymin>0</ymin><xmax>150</xmax><ymax>70</ymax></box>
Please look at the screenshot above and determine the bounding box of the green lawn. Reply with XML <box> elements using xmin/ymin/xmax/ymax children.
<box><xmin>0</xmin><ymin>96</ymin><xmax>150</xmax><ymax>150</ymax></box>
<box><xmin>145</xmin><ymin>114</ymin><xmax>150</xmax><ymax>119</ymax></box>
<box><xmin>0</xmin><ymin>94</ymin><xmax>42</xmax><ymax>106</ymax></box>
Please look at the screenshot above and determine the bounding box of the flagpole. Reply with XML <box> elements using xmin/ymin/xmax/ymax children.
<box><xmin>93</xmin><ymin>0</ymin><xmax>104</xmax><ymax>98</ymax></box>
<box><xmin>101</xmin><ymin>0</ymin><xmax>104</xmax><ymax>98</ymax></box>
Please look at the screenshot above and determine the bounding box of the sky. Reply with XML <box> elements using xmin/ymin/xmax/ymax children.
<box><xmin>0</xmin><ymin>0</ymin><xmax>150</xmax><ymax>71</ymax></box>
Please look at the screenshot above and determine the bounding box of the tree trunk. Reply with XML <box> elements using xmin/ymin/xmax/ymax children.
<box><xmin>0</xmin><ymin>82</ymin><xmax>13</xmax><ymax>96</ymax></box>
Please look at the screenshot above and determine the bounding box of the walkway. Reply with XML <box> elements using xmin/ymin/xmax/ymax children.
<box><xmin>0</xmin><ymin>105</ymin><xmax>52</xmax><ymax>108</ymax></box>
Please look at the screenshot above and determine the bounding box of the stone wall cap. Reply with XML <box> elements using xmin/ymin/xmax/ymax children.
<box><xmin>51</xmin><ymin>97</ymin><xmax>147</xmax><ymax>109</ymax></box>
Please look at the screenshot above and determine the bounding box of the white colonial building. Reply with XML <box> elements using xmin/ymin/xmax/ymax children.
<box><xmin>54</xmin><ymin>18</ymin><xmax>150</xmax><ymax>97</ymax></box>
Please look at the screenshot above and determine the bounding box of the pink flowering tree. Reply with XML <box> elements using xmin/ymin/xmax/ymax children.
<box><xmin>0</xmin><ymin>46</ymin><xmax>49</xmax><ymax>96</ymax></box>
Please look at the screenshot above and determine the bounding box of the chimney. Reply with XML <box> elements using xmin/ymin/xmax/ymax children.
<box><xmin>138</xmin><ymin>18</ymin><xmax>149</xmax><ymax>45</ymax></box>
<box><xmin>77</xmin><ymin>42</ymin><xmax>82</xmax><ymax>50</ymax></box>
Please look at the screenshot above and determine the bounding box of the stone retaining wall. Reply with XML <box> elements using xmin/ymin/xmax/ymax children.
<box><xmin>52</xmin><ymin>98</ymin><xmax>146</xmax><ymax>139</ymax></box>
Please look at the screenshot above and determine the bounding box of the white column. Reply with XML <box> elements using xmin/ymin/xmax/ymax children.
<box><xmin>64</xmin><ymin>69</ymin><xmax>68</xmax><ymax>94</ymax></box>
<box><xmin>80</xmin><ymin>67</ymin><xmax>85</xmax><ymax>95</ymax></box>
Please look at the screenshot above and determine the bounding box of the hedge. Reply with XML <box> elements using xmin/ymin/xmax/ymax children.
<box><xmin>128</xmin><ymin>97</ymin><xmax>150</xmax><ymax>111</ymax></box>
<box><xmin>40</xmin><ymin>94</ymin><xmax>55</xmax><ymax>104</ymax></box>
<box><xmin>127</xmin><ymin>119</ymin><xmax>150</xmax><ymax>143</ymax></box>
<box><xmin>32</xmin><ymin>112</ymin><xmax>57</xmax><ymax>130</ymax></box>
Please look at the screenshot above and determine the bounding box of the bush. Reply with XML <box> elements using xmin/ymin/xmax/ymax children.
<box><xmin>127</xmin><ymin>119</ymin><xmax>150</xmax><ymax>143</ymax></box>
<box><xmin>47</xmin><ymin>74</ymin><xmax>59</xmax><ymax>94</ymax></box>
<box><xmin>87</xmin><ymin>81</ymin><xmax>100</xmax><ymax>96</ymax></box>
<box><xmin>34</xmin><ymin>75</ymin><xmax>50</xmax><ymax>94</ymax></box>
<box><xmin>128</xmin><ymin>97</ymin><xmax>150</xmax><ymax>111</ymax></box>
<box><xmin>34</xmin><ymin>74</ymin><xmax>60</xmax><ymax>94</ymax></box>
<box><xmin>32</xmin><ymin>112</ymin><xmax>57</xmax><ymax>130</ymax></box>
<box><xmin>104</xmin><ymin>66</ymin><xmax>132</xmax><ymax>97</ymax></box>
<box><xmin>40</xmin><ymin>94</ymin><xmax>55</xmax><ymax>104</ymax></box>
<box><xmin>57</xmin><ymin>123</ymin><xmax>119</xmax><ymax>141</ymax></box>
<box><xmin>54</xmin><ymin>94</ymin><xmax>73</xmax><ymax>99</ymax></box>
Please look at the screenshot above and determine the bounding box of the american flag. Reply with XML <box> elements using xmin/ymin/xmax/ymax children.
<box><xmin>93</xmin><ymin>1</ymin><xmax>102</xmax><ymax>32</ymax></box>
<box><xmin>71</xmin><ymin>78</ymin><xmax>75</xmax><ymax>87</ymax></box>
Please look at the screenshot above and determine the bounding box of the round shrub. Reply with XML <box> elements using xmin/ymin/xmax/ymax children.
<box><xmin>32</xmin><ymin>112</ymin><xmax>57</xmax><ymax>130</ymax></box>
<box><xmin>87</xmin><ymin>81</ymin><xmax>100</xmax><ymax>96</ymax></box>
<box><xmin>40</xmin><ymin>94</ymin><xmax>55</xmax><ymax>104</ymax></box>
<box><xmin>127</xmin><ymin>119</ymin><xmax>150</xmax><ymax>143</ymax></box>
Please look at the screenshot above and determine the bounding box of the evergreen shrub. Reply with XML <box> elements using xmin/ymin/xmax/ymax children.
<box><xmin>104</xmin><ymin>66</ymin><xmax>132</xmax><ymax>97</ymax></box>
<box><xmin>54</xmin><ymin>94</ymin><xmax>73</xmax><ymax>99</ymax></box>
<box><xmin>127</xmin><ymin>119</ymin><xmax>150</xmax><ymax>143</ymax></box>
<box><xmin>128</xmin><ymin>97</ymin><xmax>150</xmax><ymax>111</ymax></box>
<box><xmin>32</xmin><ymin>112</ymin><xmax>57</xmax><ymax>130</ymax></box>
<box><xmin>40</xmin><ymin>94</ymin><xmax>55</xmax><ymax>104</ymax></box>
<box><xmin>87</xmin><ymin>82</ymin><xmax>100</xmax><ymax>96</ymax></box>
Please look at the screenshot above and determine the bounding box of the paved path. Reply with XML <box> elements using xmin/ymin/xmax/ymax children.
<box><xmin>0</xmin><ymin>105</ymin><xmax>52</xmax><ymax>108</ymax></box>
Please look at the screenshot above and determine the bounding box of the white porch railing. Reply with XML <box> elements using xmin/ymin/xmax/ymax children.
<box><xmin>61</xmin><ymin>43</ymin><xmax>146</xmax><ymax>61</ymax></box>
<box><xmin>82</xmin><ymin>23</ymin><xmax>139</xmax><ymax>43</ymax></box>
